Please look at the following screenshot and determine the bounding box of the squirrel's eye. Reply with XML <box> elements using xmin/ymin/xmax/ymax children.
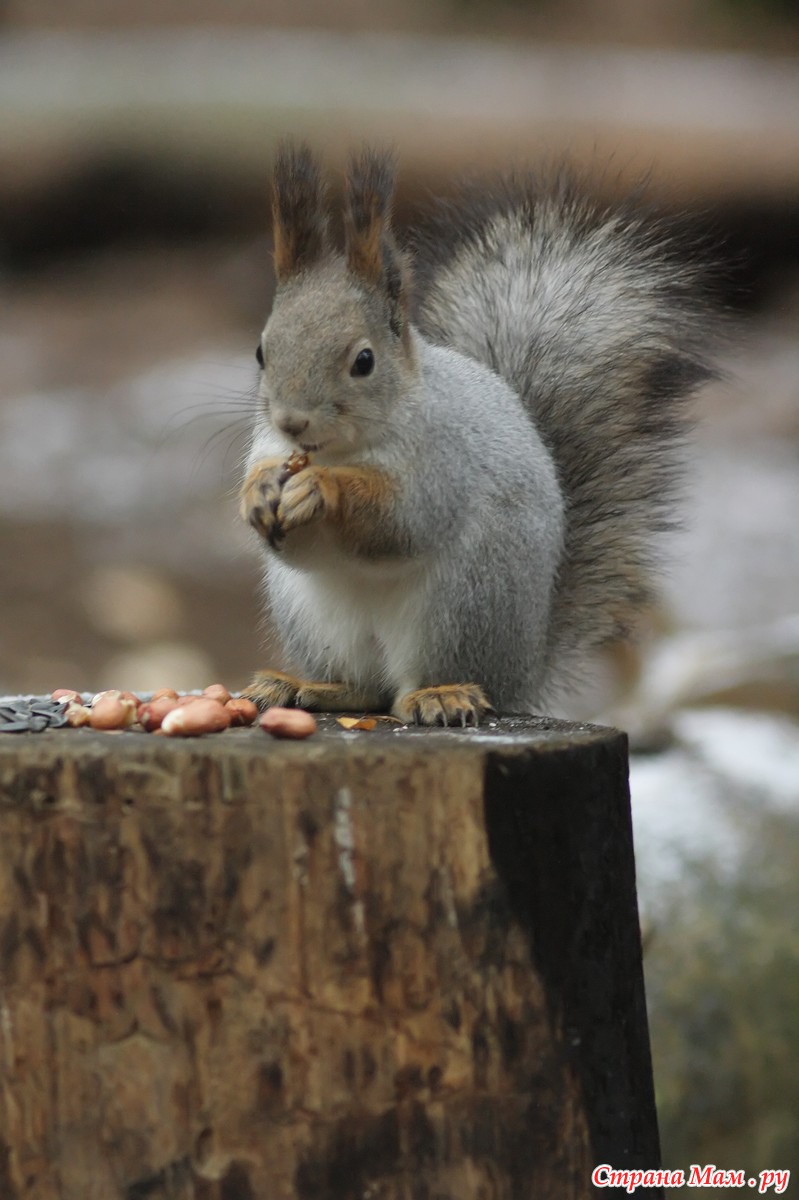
<box><xmin>351</xmin><ymin>348</ymin><xmax>374</xmax><ymax>377</ymax></box>
<box><xmin>255</xmin><ymin>343</ymin><xmax>264</xmax><ymax>369</ymax></box>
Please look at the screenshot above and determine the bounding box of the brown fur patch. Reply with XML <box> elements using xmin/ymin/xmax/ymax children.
<box><xmin>243</xmin><ymin>669</ymin><xmax>305</xmax><ymax>709</ymax></box>
<box><xmin>243</xmin><ymin>671</ymin><xmax>384</xmax><ymax>712</ymax></box>
<box><xmin>325</xmin><ymin>466</ymin><xmax>404</xmax><ymax>558</ymax></box>
<box><xmin>344</xmin><ymin>147</ymin><xmax>395</xmax><ymax>286</ymax></box>
<box><xmin>279</xmin><ymin>463</ymin><xmax>404</xmax><ymax>558</ymax></box>
<box><xmin>344</xmin><ymin>148</ymin><xmax>411</xmax><ymax>344</ymax></box>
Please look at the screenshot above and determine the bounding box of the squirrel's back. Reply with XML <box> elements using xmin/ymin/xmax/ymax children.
<box><xmin>411</xmin><ymin>171</ymin><xmax>716</xmax><ymax>690</ymax></box>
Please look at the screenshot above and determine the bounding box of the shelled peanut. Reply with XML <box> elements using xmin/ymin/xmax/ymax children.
<box><xmin>226</xmin><ymin>698</ymin><xmax>259</xmax><ymax>726</ymax></box>
<box><xmin>161</xmin><ymin>699</ymin><xmax>231</xmax><ymax>736</ymax></box>
<box><xmin>89</xmin><ymin>691</ymin><xmax>138</xmax><ymax>730</ymax></box>
<box><xmin>259</xmin><ymin>707</ymin><xmax>317</xmax><ymax>739</ymax></box>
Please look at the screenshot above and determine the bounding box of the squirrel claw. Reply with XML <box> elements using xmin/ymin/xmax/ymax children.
<box><xmin>393</xmin><ymin>683</ymin><xmax>493</xmax><ymax>727</ymax></box>
<box><xmin>266</xmin><ymin>516</ymin><xmax>285</xmax><ymax>551</ymax></box>
<box><xmin>246</xmin><ymin>503</ymin><xmax>284</xmax><ymax>550</ymax></box>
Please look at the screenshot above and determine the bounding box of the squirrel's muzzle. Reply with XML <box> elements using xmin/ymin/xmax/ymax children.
<box><xmin>274</xmin><ymin>412</ymin><xmax>310</xmax><ymax>439</ymax></box>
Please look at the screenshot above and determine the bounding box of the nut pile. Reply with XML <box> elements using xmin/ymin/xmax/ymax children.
<box><xmin>0</xmin><ymin>687</ymin><xmax>320</xmax><ymax>740</ymax></box>
<box><xmin>0</xmin><ymin>686</ymin><xmax>406</xmax><ymax>741</ymax></box>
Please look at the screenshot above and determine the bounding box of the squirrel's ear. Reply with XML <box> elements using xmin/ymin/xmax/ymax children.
<box><xmin>271</xmin><ymin>141</ymin><xmax>330</xmax><ymax>283</ymax></box>
<box><xmin>344</xmin><ymin>147</ymin><xmax>410</xmax><ymax>340</ymax></box>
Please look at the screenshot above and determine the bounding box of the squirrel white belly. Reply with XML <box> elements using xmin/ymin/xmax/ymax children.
<box><xmin>239</xmin><ymin>143</ymin><xmax>714</xmax><ymax>725</ymax></box>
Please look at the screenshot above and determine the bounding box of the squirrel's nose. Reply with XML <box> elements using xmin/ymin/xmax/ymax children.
<box><xmin>275</xmin><ymin>414</ymin><xmax>310</xmax><ymax>439</ymax></box>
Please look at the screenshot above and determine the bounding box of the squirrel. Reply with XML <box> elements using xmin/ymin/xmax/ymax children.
<box><xmin>239</xmin><ymin>142</ymin><xmax>714</xmax><ymax>726</ymax></box>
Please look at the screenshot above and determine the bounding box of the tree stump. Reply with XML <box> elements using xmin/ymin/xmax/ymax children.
<box><xmin>0</xmin><ymin>715</ymin><xmax>660</xmax><ymax>1200</ymax></box>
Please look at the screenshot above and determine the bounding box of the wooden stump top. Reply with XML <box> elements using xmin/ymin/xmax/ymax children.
<box><xmin>0</xmin><ymin>710</ymin><xmax>619</xmax><ymax>770</ymax></box>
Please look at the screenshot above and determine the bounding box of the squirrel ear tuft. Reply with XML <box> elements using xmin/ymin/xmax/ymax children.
<box><xmin>345</xmin><ymin>147</ymin><xmax>410</xmax><ymax>340</ymax></box>
<box><xmin>271</xmin><ymin>141</ymin><xmax>330</xmax><ymax>283</ymax></box>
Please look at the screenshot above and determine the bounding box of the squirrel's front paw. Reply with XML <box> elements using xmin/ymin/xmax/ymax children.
<box><xmin>239</xmin><ymin>457</ymin><xmax>287</xmax><ymax>547</ymax></box>
<box><xmin>276</xmin><ymin>467</ymin><xmax>336</xmax><ymax>537</ymax></box>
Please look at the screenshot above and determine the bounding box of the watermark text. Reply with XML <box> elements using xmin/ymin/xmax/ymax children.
<box><xmin>592</xmin><ymin>1164</ymin><xmax>790</xmax><ymax>1194</ymax></box>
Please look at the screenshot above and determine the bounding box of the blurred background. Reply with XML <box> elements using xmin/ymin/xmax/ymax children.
<box><xmin>1</xmin><ymin>0</ymin><xmax>797</xmax><ymax>1191</ymax></box>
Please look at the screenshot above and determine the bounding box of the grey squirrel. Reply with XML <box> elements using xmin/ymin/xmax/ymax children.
<box><xmin>240</xmin><ymin>142</ymin><xmax>714</xmax><ymax>725</ymax></box>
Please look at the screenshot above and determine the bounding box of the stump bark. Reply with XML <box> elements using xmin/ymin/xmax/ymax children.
<box><xmin>0</xmin><ymin>715</ymin><xmax>660</xmax><ymax>1200</ymax></box>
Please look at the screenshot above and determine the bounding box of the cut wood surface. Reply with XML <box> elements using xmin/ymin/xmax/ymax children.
<box><xmin>0</xmin><ymin>716</ymin><xmax>660</xmax><ymax>1200</ymax></box>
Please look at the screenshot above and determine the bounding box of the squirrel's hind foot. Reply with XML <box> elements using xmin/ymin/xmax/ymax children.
<box><xmin>242</xmin><ymin>668</ymin><xmax>300</xmax><ymax>709</ymax></box>
<box><xmin>392</xmin><ymin>684</ymin><xmax>493</xmax><ymax>727</ymax></box>
<box><xmin>243</xmin><ymin>670</ymin><xmax>385</xmax><ymax>713</ymax></box>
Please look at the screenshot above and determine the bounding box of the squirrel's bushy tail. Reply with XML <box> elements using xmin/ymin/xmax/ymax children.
<box><xmin>412</xmin><ymin>170</ymin><xmax>717</xmax><ymax>692</ymax></box>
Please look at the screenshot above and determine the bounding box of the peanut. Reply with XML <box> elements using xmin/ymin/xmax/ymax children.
<box><xmin>225</xmin><ymin>697</ymin><xmax>259</xmax><ymax>726</ymax></box>
<box><xmin>286</xmin><ymin>450</ymin><xmax>309</xmax><ymax>473</ymax></box>
<box><xmin>203</xmin><ymin>683</ymin><xmax>232</xmax><ymax>705</ymax></box>
<box><xmin>150</xmin><ymin>687</ymin><xmax>180</xmax><ymax>701</ymax></box>
<box><xmin>137</xmin><ymin>696</ymin><xmax>180</xmax><ymax>731</ymax></box>
<box><xmin>277</xmin><ymin>450</ymin><xmax>310</xmax><ymax>486</ymax></box>
<box><xmin>51</xmin><ymin>688</ymin><xmax>82</xmax><ymax>704</ymax></box>
<box><xmin>89</xmin><ymin>693</ymin><xmax>137</xmax><ymax>730</ymax></box>
<box><xmin>259</xmin><ymin>707</ymin><xmax>317</xmax><ymax>739</ymax></box>
<box><xmin>161</xmin><ymin>699</ymin><xmax>231</xmax><ymax>737</ymax></box>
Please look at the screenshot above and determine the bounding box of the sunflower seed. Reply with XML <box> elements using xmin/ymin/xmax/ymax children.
<box><xmin>0</xmin><ymin>696</ymin><xmax>68</xmax><ymax>732</ymax></box>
